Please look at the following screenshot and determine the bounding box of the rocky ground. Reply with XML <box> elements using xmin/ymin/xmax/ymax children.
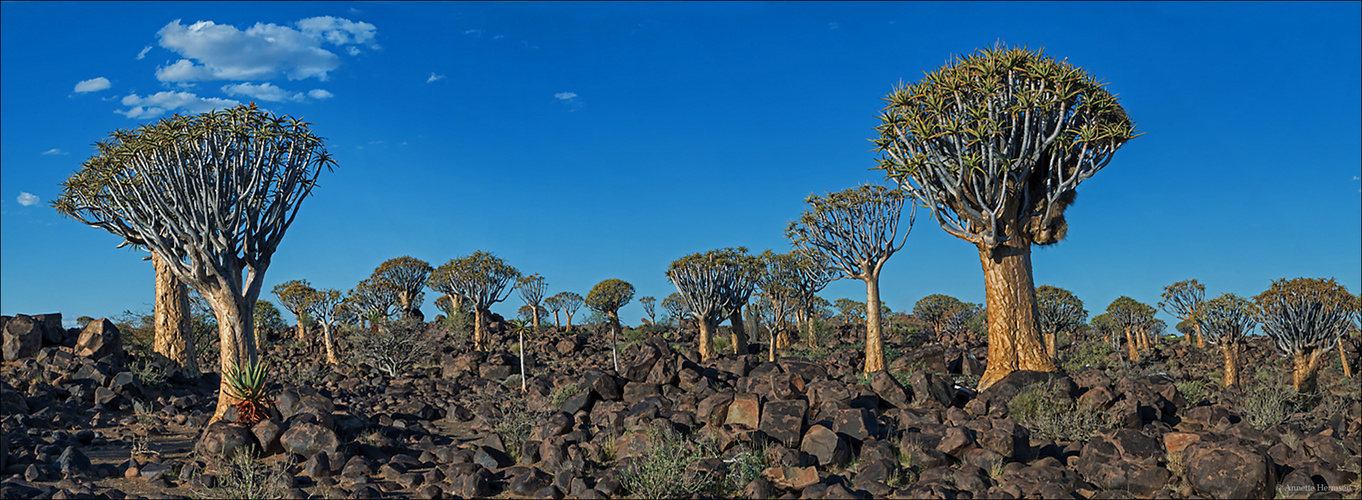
<box><xmin>2</xmin><ymin>312</ymin><xmax>1359</xmax><ymax>499</ymax></box>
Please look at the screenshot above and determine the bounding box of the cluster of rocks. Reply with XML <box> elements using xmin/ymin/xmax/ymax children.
<box><xmin>2</xmin><ymin>312</ymin><xmax>1359</xmax><ymax>499</ymax></box>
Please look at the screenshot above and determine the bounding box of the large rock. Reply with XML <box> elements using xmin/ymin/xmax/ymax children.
<box><xmin>1076</xmin><ymin>429</ymin><xmax>1169</xmax><ymax>497</ymax></box>
<box><xmin>869</xmin><ymin>370</ymin><xmax>911</xmax><ymax>408</ymax></box>
<box><xmin>977</xmin><ymin>370</ymin><xmax>1074</xmax><ymax>413</ymax></box>
<box><xmin>196</xmin><ymin>421</ymin><xmax>260</xmax><ymax>460</ymax></box>
<box><xmin>831</xmin><ymin>408</ymin><xmax>877</xmax><ymax>442</ymax></box>
<box><xmin>764</xmin><ymin>466</ymin><xmax>819</xmax><ymax>491</ymax></box>
<box><xmin>799</xmin><ymin>424</ymin><xmax>850</xmax><ymax>467</ymax></box>
<box><xmin>3</xmin><ymin>314</ymin><xmax>43</xmax><ymax>361</ymax></box>
<box><xmin>32</xmin><ymin>314</ymin><xmax>65</xmax><ymax>346</ymax></box>
<box><xmin>74</xmin><ymin>319</ymin><xmax>122</xmax><ymax>362</ymax></box>
<box><xmin>759</xmin><ymin>399</ymin><xmax>808</xmax><ymax>447</ymax></box>
<box><xmin>724</xmin><ymin>393</ymin><xmax>761</xmax><ymax>429</ymax></box>
<box><xmin>279</xmin><ymin>422</ymin><xmax>339</xmax><ymax>459</ymax></box>
<box><xmin>910</xmin><ymin>372</ymin><xmax>955</xmax><ymax>408</ymax></box>
<box><xmin>1183</xmin><ymin>439</ymin><xmax>1275</xmax><ymax>499</ymax></box>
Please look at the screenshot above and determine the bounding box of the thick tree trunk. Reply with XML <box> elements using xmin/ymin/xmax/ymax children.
<box><xmin>473</xmin><ymin>308</ymin><xmax>489</xmax><ymax>351</ymax></box>
<box><xmin>698</xmin><ymin>318</ymin><xmax>715</xmax><ymax>361</ymax></box>
<box><xmin>1138</xmin><ymin>326</ymin><xmax>1151</xmax><ymax>351</ymax></box>
<box><xmin>975</xmin><ymin>232</ymin><xmax>1055</xmax><ymax>392</ymax></box>
<box><xmin>1124</xmin><ymin>327</ymin><xmax>1139</xmax><ymax>362</ymax></box>
<box><xmin>294</xmin><ymin>315</ymin><xmax>306</xmax><ymax>344</ymax></box>
<box><xmin>864</xmin><ymin>276</ymin><xmax>887</xmax><ymax>374</ymax></box>
<box><xmin>531</xmin><ymin>306</ymin><xmax>541</xmax><ymax>331</ymax></box>
<box><xmin>205</xmin><ymin>292</ymin><xmax>258</xmax><ymax>423</ymax></box>
<box><xmin>565</xmin><ymin>312</ymin><xmax>575</xmax><ymax>330</ymax></box>
<box><xmin>152</xmin><ymin>252</ymin><xmax>199</xmax><ymax>378</ymax></box>
<box><xmin>1292</xmin><ymin>349</ymin><xmax>1324</xmax><ymax>393</ymax></box>
<box><xmin>1340</xmin><ymin>339</ymin><xmax>1352</xmax><ymax>378</ymax></box>
<box><xmin>728</xmin><ymin>309</ymin><xmax>747</xmax><ymax>355</ymax></box>
<box><xmin>1194</xmin><ymin>322</ymin><xmax>1205</xmax><ymax>348</ymax></box>
<box><xmin>1043</xmin><ymin>332</ymin><xmax>1057</xmax><ymax>364</ymax></box>
<box><xmin>321</xmin><ymin>321</ymin><xmax>338</xmax><ymax>364</ymax></box>
<box><xmin>1221</xmin><ymin>343</ymin><xmax>1239</xmax><ymax>387</ymax></box>
<box><xmin>552</xmin><ymin>311</ymin><xmax>561</xmax><ymax>329</ymax></box>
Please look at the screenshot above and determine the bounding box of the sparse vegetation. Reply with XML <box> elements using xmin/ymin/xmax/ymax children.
<box><xmin>193</xmin><ymin>446</ymin><xmax>292</xmax><ymax>500</ymax></box>
<box><xmin>619</xmin><ymin>426</ymin><xmax>722</xmax><ymax>499</ymax></box>
<box><xmin>1238</xmin><ymin>383</ymin><xmax>1298</xmax><ymax>430</ymax></box>
<box><xmin>1008</xmin><ymin>381</ymin><xmax>1116</xmax><ymax>442</ymax></box>
<box><xmin>342</xmin><ymin>318</ymin><xmax>442</xmax><ymax>378</ymax></box>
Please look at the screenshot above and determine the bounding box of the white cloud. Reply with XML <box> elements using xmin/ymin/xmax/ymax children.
<box><xmin>17</xmin><ymin>192</ymin><xmax>39</xmax><ymax>207</ymax></box>
<box><xmin>73</xmin><ymin>77</ymin><xmax>111</xmax><ymax>93</ymax></box>
<box><xmin>136</xmin><ymin>46</ymin><xmax>152</xmax><ymax>60</ymax></box>
<box><xmin>117</xmin><ymin>91</ymin><xmax>240</xmax><ymax>119</ymax></box>
<box><xmin>41</xmin><ymin>149</ymin><xmax>67</xmax><ymax>156</ymax></box>
<box><xmin>828</xmin><ymin>22</ymin><xmax>840</xmax><ymax>30</ymax></box>
<box><xmin>221</xmin><ymin>82</ymin><xmax>304</xmax><ymax>102</ymax></box>
<box><xmin>463</xmin><ymin>29</ymin><xmax>484</xmax><ymax>38</ymax></box>
<box><xmin>307</xmin><ymin>89</ymin><xmax>334</xmax><ymax>100</ymax></box>
<box><xmin>427</xmin><ymin>73</ymin><xmax>446</xmax><ymax>83</ymax></box>
<box><xmin>554</xmin><ymin>92</ymin><xmax>577</xmax><ymax>100</ymax></box>
<box><xmin>154</xmin><ymin>17</ymin><xmax>376</xmax><ymax>83</ymax></box>
<box><xmin>554</xmin><ymin>92</ymin><xmax>583</xmax><ymax>112</ymax></box>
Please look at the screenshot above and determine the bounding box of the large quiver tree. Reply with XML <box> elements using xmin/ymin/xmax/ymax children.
<box><xmin>1256</xmin><ymin>278</ymin><xmax>1354</xmax><ymax>393</ymax></box>
<box><xmin>787</xmin><ymin>184</ymin><xmax>913</xmax><ymax>374</ymax></box>
<box><xmin>874</xmin><ymin>45</ymin><xmax>1138</xmax><ymax>391</ymax></box>
<box><xmin>668</xmin><ymin>248</ymin><xmax>758</xmax><ymax>361</ymax></box>
<box><xmin>427</xmin><ymin>251</ymin><xmax>519</xmax><ymax>351</ymax></box>
<box><xmin>1196</xmin><ymin>293</ymin><xmax>1257</xmax><ymax>387</ymax></box>
<box><xmin>53</xmin><ymin>103</ymin><xmax>335</xmax><ymax>421</ymax></box>
<box><xmin>371</xmin><ymin>256</ymin><xmax>433</xmax><ymax>321</ymax></box>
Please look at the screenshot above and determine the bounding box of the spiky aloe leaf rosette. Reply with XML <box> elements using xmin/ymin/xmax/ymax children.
<box><xmin>223</xmin><ymin>359</ymin><xmax>276</xmax><ymax>426</ymax></box>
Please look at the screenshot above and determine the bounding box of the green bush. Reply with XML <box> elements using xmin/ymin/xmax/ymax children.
<box><xmin>192</xmin><ymin>446</ymin><xmax>290</xmax><ymax>500</ymax></box>
<box><xmin>1059</xmin><ymin>341</ymin><xmax>1116</xmax><ymax>373</ymax></box>
<box><xmin>1008</xmin><ymin>381</ymin><xmax>1116</xmax><ymax>442</ymax></box>
<box><xmin>1174</xmin><ymin>380</ymin><xmax>1210</xmax><ymax>405</ymax></box>
<box><xmin>550</xmin><ymin>383</ymin><xmax>582</xmax><ymax>408</ymax></box>
<box><xmin>1238</xmin><ymin>383</ymin><xmax>1297</xmax><ymax>430</ymax></box>
<box><xmin>620</xmin><ymin>427</ymin><xmax>722</xmax><ymax>498</ymax></box>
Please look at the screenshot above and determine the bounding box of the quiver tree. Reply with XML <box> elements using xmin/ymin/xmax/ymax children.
<box><xmin>1106</xmin><ymin>297</ymin><xmax>1156</xmax><ymax>361</ymax></box>
<box><xmin>370</xmin><ymin>256</ymin><xmax>433</xmax><ymax>321</ymax></box>
<box><xmin>668</xmin><ymin>248</ymin><xmax>758</xmax><ymax>361</ymax></box>
<box><xmin>1159</xmin><ymin>279</ymin><xmax>1206</xmax><ymax>347</ymax></box>
<box><xmin>543</xmin><ymin>294</ymin><xmax>564</xmax><ymax>328</ymax></box>
<box><xmin>788</xmin><ymin>184</ymin><xmax>913</xmax><ymax>374</ymax></box>
<box><xmin>515</xmin><ymin>274</ymin><xmax>548</xmax><ymax>330</ymax></box>
<box><xmin>348</xmin><ymin>277</ymin><xmax>398</xmax><ymax>328</ymax></box>
<box><xmin>1256</xmin><ymin>278</ymin><xmax>1354</xmax><ymax>393</ymax></box>
<box><xmin>1036</xmin><ymin>285</ymin><xmax>1087</xmax><ymax>363</ymax></box>
<box><xmin>661</xmin><ymin>293</ymin><xmax>688</xmax><ymax>329</ymax></box>
<box><xmin>553</xmin><ymin>291</ymin><xmax>585</xmax><ymax>330</ymax></box>
<box><xmin>639</xmin><ymin>296</ymin><xmax>657</xmax><ymax>326</ymax></box>
<box><xmin>1196</xmin><ymin>293</ymin><xmax>1257</xmax><ymax>387</ymax></box>
<box><xmin>53</xmin><ymin>103</ymin><xmax>335</xmax><ymax>421</ymax></box>
<box><xmin>152</xmin><ymin>251</ymin><xmax>199</xmax><ymax>377</ymax></box>
<box><xmin>786</xmin><ymin>249</ymin><xmax>836</xmax><ymax>349</ymax></box>
<box><xmin>272</xmin><ymin>279</ymin><xmax>318</xmax><ymax>343</ymax></box>
<box><xmin>305</xmin><ymin>288</ymin><xmax>344</xmax><ymax>364</ymax></box>
<box><xmin>427</xmin><ymin>251</ymin><xmax>520</xmax><ymax>351</ymax></box>
<box><xmin>1089</xmin><ymin>312</ymin><xmax>1119</xmax><ymax>348</ymax></box>
<box><xmin>874</xmin><ymin>45</ymin><xmax>1138</xmax><ymax>390</ymax></box>
<box><xmin>913</xmin><ymin>294</ymin><xmax>967</xmax><ymax>340</ymax></box>
<box><xmin>756</xmin><ymin>250</ymin><xmax>806</xmax><ymax>353</ymax></box>
<box><xmin>586</xmin><ymin>279</ymin><xmax>635</xmax><ymax>372</ymax></box>
<box><xmin>434</xmin><ymin>293</ymin><xmax>469</xmax><ymax>317</ymax></box>
<box><xmin>834</xmin><ymin>298</ymin><xmax>868</xmax><ymax>326</ymax></box>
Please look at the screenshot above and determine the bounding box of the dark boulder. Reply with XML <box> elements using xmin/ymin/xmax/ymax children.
<box><xmin>73</xmin><ymin>319</ymin><xmax>122</xmax><ymax>362</ymax></box>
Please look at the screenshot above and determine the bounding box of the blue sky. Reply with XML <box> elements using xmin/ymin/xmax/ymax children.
<box><xmin>3</xmin><ymin>2</ymin><xmax>1359</xmax><ymax>331</ymax></box>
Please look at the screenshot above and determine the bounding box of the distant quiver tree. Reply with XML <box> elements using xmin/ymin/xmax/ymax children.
<box><xmin>1195</xmin><ymin>293</ymin><xmax>1257</xmax><ymax>387</ymax></box>
<box><xmin>586</xmin><ymin>279</ymin><xmax>635</xmax><ymax>372</ymax></box>
<box><xmin>370</xmin><ymin>256</ymin><xmax>433</xmax><ymax>321</ymax></box>
<box><xmin>873</xmin><ymin>45</ymin><xmax>1138</xmax><ymax>390</ymax></box>
<box><xmin>1159</xmin><ymin>279</ymin><xmax>1206</xmax><ymax>347</ymax></box>
<box><xmin>668</xmin><ymin>248</ymin><xmax>758</xmax><ymax>361</ymax></box>
<box><xmin>516</xmin><ymin>274</ymin><xmax>548</xmax><ymax>330</ymax></box>
<box><xmin>1256</xmin><ymin>278</ymin><xmax>1354</xmax><ymax>393</ymax></box>
<box><xmin>1035</xmin><ymin>285</ymin><xmax>1087</xmax><ymax>362</ymax></box>
<box><xmin>272</xmin><ymin>279</ymin><xmax>318</xmax><ymax>343</ymax></box>
<box><xmin>53</xmin><ymin>103</ymin><xmax>336</xmax><ymax>421</ymax></box>
<box><xmin>427</xmin><ymin>251</ymin><xmax>519</xmax><ymax>351</ymax></box>
<box><xmin>788</xmin><ymin>184</ymin><xmax>913</xmax><ymax>374</ymax></box>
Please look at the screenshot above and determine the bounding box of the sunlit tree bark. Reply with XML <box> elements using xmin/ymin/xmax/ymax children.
<box><xmin>152</xmin><ymin>251</ymin><xmax>199</xmax><ymax>377</ymax></box>
<box><xmin>1197</xmin><ymin>293</ymin><xmax>1256</xmax><ymax>387</ymax></box>
<box><xmin>1257</xmin><ymin>278</ymin><xmax>1354</xmax><ymax>393</ymax></box>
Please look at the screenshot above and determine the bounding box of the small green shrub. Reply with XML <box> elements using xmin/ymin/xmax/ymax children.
<box><xmin>1238</xmin><ymin>383</ymin><xmax>1297</xmax><ymax>430</ymax></box>
<box><xmin>550</xmin><ymin>383</ymin><xmax>582</xmax><ymax>408</ymax></box>
<box><xmin>1008</xmin><ymin>382</ymin><xmax>1116</xmax><ymax>442</ymax></box>
<box><xmin>712</xmin><ymin>333</ymin><xmax>732</xmax><ymax>353</ymax></box>
<box><xmin>620</xmin><ymin>427</ymin><xmax>720</xmax><ymax>499</ymax></box>
<box><xmin>131</xmin><ymin>357</ymin><xmax>171</xmax><ymax>388</ymax></box>
<box><xmin>1175</xmin><ymin>380</ymin><xmax>1210</xmax><ymax>405</ymax></box>
<box><xmin>490</xmin><ymin>398</ymin><xmax>540</xmax><ymax>462</ymax></box>
<box><xmin>1059</xmin><ymin>341</ymin><xmax>1115</xmax><ymax>373</ymax></box>
<box><xmin>193</xmin><ymin>446</ymin><xmax>290</xmax><ymax>500</ymax></box>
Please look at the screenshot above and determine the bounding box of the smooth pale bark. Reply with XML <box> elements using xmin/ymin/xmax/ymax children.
<box><xmin>565</xmin><ymin>312</ymin><xmax>575</xmax><ymax>330</ymax></box>
<box><xmin>552</xmin><ymin>311</ymin><xmax>561</xmax><ymax>329</ymax></box>
<box><xmin>205</xmin><ymin>292</ymin><xmax>259</xmax><ymax>423</ymax></box>
<box><xmin>1221</xmin><ymin>343</ymin><xmax>1240</xmax><ymax>387</ymax></box>
<box><xmin>1137</xmin><ymin>325</ymin><xmax>1150</xmax><ymax>351</ymax></box>
<box><xmin>1340</xmin><ymin>339</ymin><xmax>1353</xmax><ymax>378</ymax></box>
<box><xmin>863</xmin><ymin>276</ymin><xmax>887</xmax><ymax>374</ymax></box>
<box><xmin>608</xmin><ymin>313</ymin><xmax>620</xmax><ymax>372</ymax></box>
<box><xmin>1125</xmin><ymin>327</ymin><xmax>1139</xmax><ymax>362</ymax></box>
<box><xmin>321</xmin><ymin>321</ymin><xmax>338</xmax><ymax>364</ymax></box>
<box><xmin>1292</xmin><ymin>349</ymin><xmax>1325</xmax><ymax>393</ymax></box>
<box><xmin>698</xmin><ymin>319</ymin><xmax>716</xmax><ymax>361</ymax></box>
<box><xmin>975</xmin><ymin>230</ymin><xmax>1056</xmax><ymax>392</ymax></box>
<box><xmin>152</xmin><ymin>252</ymin><xmax>199</xmax><ymax>377</ymax></box>
<box><xmin>728</xmin><ymin>310</ymin><xmax>748</xmax><ymax>355</ymax></box>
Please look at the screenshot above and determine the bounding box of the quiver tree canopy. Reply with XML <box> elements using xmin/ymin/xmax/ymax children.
<box><xmin>1106</xmin><ymin>296</ymin><xmax>1157</xmax><ymax>361</ymax></box>
<box><xmin>1256</xmin><ymin>277</ymin><xmax>1354</xmax><ymax>392</ymax></box>
<box><xmin>551</xmin><ymin>291</ymin><xmax>585</xmax><ymax>329</ymax></box>
<box><xmin>428</xmin><ymin>251</ymin><xmax>520</xmax><ymax>351</ymax></box>
<box><xmin>348</xmin><ymin>277</ymin><xmax>399</xmax><ymax>325</ymax></box>
<box><xmin>787</xmin><ymin>184</ymin><xmax>913</xmax><ymax>373</ymax></box>
<box><xmin>1196</xmin><ymin>293</ymin><xmax>1257</xmax><ymax>387</ymax></box>
<box><xmin>667</xmin><ymin>248</ymin><xmax>759</xmax><ymax>361</ymax></box>
<box><xmin>53</xmin><ymin>103</ymin><xmax>335</xmax><ymax>422</ymax></box>
<box><xmin>873</xmin><ymin>45</ymin><xmax>1138</xmax><ymax>390</ymax></box>
<box><xmin>1036</xmin><ymin>285</ymin><xmax>1087</xmax><ymax>360</ymax></box>
<box><xmin>304</xmin><ymin>288</ymin><xmax>345</xmax><ymax>364</ymax></box>
<box><xmin>272</xmin><ymin>279</ymin><xmax>318</xmax><ymax>342</ymax></box>
<box><xmin>516</xmin><ymin>273</ymin><xmax>548</xmax><ymax>330</ymax></box>
<box><xmin>370</xmin><ymin>256</ymin><xmax>433</xmax><ymax>320</ymax></box>
<box><xmin>914</xmin><ymin>294</ymin><xmax>967</xmax><ymax>338</ymax></box>
<box><xmin>1159</xmin><ymin>279</ymin><xmax>1206</xmax><ymax>347</ymax></box>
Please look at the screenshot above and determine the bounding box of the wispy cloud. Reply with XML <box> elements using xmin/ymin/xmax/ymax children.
<box><xmin>307</xmin><ymin>89</ymin><xmax>334</xmax><ymax>100</ymax></box>
<box><xmin>73</xmin><ymin>77</ymin><xmax>111</xmax><ymax>93</ymax></box>
<box><xmin>463</xmin><ymin>29</ymin><xmax>484</xmax><ymax>38</ymax></box>
<box><xmin>117</xmin><ymin>91</ymin><xmax>240</xmax><ymax>120</ymax></box>
<box><xmin>427</xmin><ymin>72</ymin><xmax>446</xmax><ymax>83</ymax></box>
<box><xmin>17</xmin><ymin>192</ymin><xmax>39</xmax><ymax>207</ymax></box>
<box><xmin>221</xmin><ymin>82</ymin><xmax>310</xmax><ymax>102</ymax></box>
<box><xmin>41</xmin><ymin>149</ymin><xmax>67</xmax><ymax>156</ymax></box>
<box><xmin>554</xmin><ymin>92</ymin><xmax>578</xmax><ymax>101</ymax></box>
<box><xmin>554</xmin><ymin>92</ymin><xmax>583</xmax><ymax>112</ymax></box>
<box><xmin>136</xmin><ymin>46</ymin><xmax>152</xmax><ymax>60</ymax></box>
<box><xmin>154</xmin><ymin>16</ymin><xmax>377</xmax><ymax>83</ymax></box>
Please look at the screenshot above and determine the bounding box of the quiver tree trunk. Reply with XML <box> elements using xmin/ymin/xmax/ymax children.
<box><xmin>1194</xmin><ymin>323</ymin><xmax>1205</xmax><ymax>348</ymax></box>
<box><xmin>1124</xmin><ymin>327</ymin><xmax>1139</xmax><ymax>362</ymax></box>
<box><xmin>1340</xmin><ymin>339</ymin><xmax>1353</xmax><ymax>378</ymax></box>
<box><xmin>863</xmin><ymin>276</ymin><xmax>887</xmax><ymax>373</ymax></box>
<box><xmin>473</xmin><ymin>308</ymin><xmax>490</xmax><ymax>351</ymax></box>
<box><xmin>205</xmin><ymin>292</ymin><xmax>259</xmax><ymax>423</ymax></box>
<box><xmin>698</xmin><ymin>319</ymin><xmax>716</xmax><ymax>361</ymax></box>
<box><xmin>728</xmin><ymin>310</ymin><xmax>747</xmax><ymax>355</ymax></box>
<box><xmin>1292</xmin><ymin>349</ymin><xmax>1325</xmax><ymax>393</ymax></box>
<box><xmin>975</xmin><ymin>230</ymin><xmax>1055</xmax><ymax>392</ymax></box>
<box><xmin>1043</xmin><ymin>332</ymin><xmax>1058</xmax><ymax>364</ymax></box>
<box><xmin>321</xmin><ymin>321</ymin><xmax>338</xmax><ymax>364</ymax></box>
<box><xmin>152</xmin><ymin>252</ymin><xmax>199</xmax><ymax>378</ymax></box>
<box><xmin>1221</xmin><ymin>343</ymin><xmax>1240</xmax><ymax>387</ymax></box>
<box><xmin>608</xmin><ymin>313</ymin><xmax>620</xmax><ymax>372</ymax></box>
